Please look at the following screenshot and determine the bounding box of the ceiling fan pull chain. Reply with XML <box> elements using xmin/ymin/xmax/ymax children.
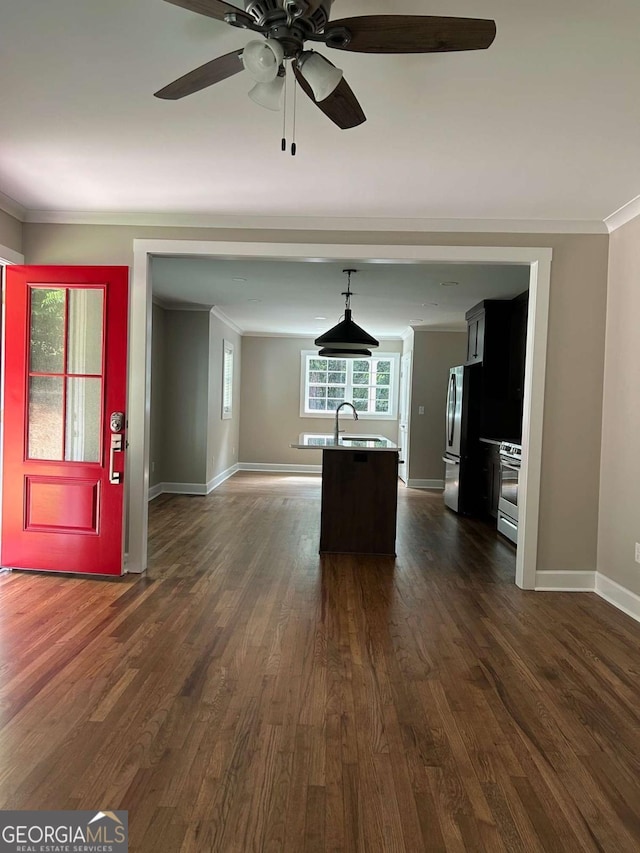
<box><xmin>291</xmin><ymin>72</ymin><xmax>298</xmax><ymax>156</ymax></box>
<box><xmin>281</xmin><ymin>63</ymin><xmax>288</xmax><ymax>152</ymax></box>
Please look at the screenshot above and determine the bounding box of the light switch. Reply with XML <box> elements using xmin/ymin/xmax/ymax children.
<box><xmin>418</xmin><ymin>406</ymin><xmax>425</xmax><ymax>415</ymax></box>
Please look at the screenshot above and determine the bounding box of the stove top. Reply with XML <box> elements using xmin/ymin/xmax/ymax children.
<box><xmin>499</xmin><ymin>441</ymin><xmax>522</xmax><ymax>459</ymax></box>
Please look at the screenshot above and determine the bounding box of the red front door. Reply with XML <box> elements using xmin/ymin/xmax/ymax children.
<box><xmin>1</xmin><ymin>266</ymin><xmax>129</xmax><ymax>575</ymax></box>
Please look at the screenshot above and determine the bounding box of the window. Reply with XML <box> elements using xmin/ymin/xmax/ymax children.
<box><xmin>301</xmin><ymin>351</ymin><xmax>399</xmax><ymax>419</ymax></box>
<box><xmin>222</xmin><ymin>340</ymin><xmax>233</xmax><ymax>419</ymax></box>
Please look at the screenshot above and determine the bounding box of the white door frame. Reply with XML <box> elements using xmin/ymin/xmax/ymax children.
<box><xmin>129</xmin><ymin>240</ymin><xmax>552</xmax><ymax>590</ymax></box>
<box><xmin>0</xmin><ymin>245</ymin><xmax>26</xmax><ymax>548</ymax></box>
<box><xmin>0</xmin><ymin>245</ymin><xmax>25</xmax><ymax>266</ymax></box>
<box><xmin>398</xmin><ymin>350</ymin><xmax>412</xmax><ymax>484</ymax></box>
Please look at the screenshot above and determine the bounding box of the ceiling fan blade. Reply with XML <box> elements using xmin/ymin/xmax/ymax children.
<box><xmin>163</xmin><ymin>0</ymin><xmax>251</xmax><ymax>24</ymax></box>
<box><xmin>324</xmin><ymin>15</ymin><xmax>497</xmax><ymax>53</ymax></box>
<box><xmin>293</xmin><ymin>63</ymin><xmax>365</xmax><ymax>130</ymax></box>
<box><xmin>154</xmin><ymin>49</ymin><xmax>244</xmax><ymax>99</ymax></box>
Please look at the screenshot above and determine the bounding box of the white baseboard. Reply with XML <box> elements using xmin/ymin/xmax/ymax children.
<box><xmin>206</xmin><ymin>464</ymin><xmax>240</xmax><ymax>493</ymax></box>
<box><xmin>161</xmin><ymin>481</ymin><xmax>209</xmax><ymax>496</ymax></box>
<box><xmin>237</xmin><ymin>462</ymin><xmax>322</xmax><ymax>474</ymax></box>
<box><xmin>406</xmin><ymin>479</ymin><xmax>444</xmax><ymax>491</ymax></box>
<box><xmin>148</xmin><ymin>465</ymin><xmax>240</xmax><ymax>500</ymax></box>
<box><xmin>595</xmin><ymin>573</ymin><xmax>640</xmax><ymax>624</ymax></box>
<box><xmin>534</xmin><ymin>570</ymin><xmax>640</xmax><ymax>625</ymax></box>
<box><xmin>148</xmin><ymin>483</ymin><xmax>163</xmax><ymax>501</ymax></box>
<box><xmin>534</xmin><ymin>570</ymin><xmax>595</xmax><ymax>591</ymax></box>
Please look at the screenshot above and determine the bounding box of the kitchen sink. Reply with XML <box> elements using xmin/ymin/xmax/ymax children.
<box><xmin>341</xmin><ymin>434</ymin><xmax>385</xmax><ymax>442</ymax></box>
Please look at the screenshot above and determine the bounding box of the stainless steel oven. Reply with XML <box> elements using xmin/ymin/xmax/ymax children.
<box><xmin>497</xmin><ymin>442</ymin><xmax>521</xmax><ymax>545</ymax></box>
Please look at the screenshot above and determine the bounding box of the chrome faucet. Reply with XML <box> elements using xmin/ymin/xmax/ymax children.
<box><xmin>334</xmin><ymin>401</ymin><xmax>358</xmax><ymax>443</ymax></box>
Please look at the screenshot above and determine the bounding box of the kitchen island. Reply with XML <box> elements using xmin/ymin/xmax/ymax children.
<box><xmin>291</xmin><ymin>434</ymin><xmax>401</xmax><ymax>556</ymax></box>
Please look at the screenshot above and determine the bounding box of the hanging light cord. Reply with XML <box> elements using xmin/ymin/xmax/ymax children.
<box><xmin>342</xmin><ymin>269</ymin><xmax>356</xmax><ymax>316</ymax></box>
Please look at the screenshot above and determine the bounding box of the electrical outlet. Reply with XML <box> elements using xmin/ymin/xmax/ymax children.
<box><xmin>635</xmin><ymin>543</ymin><xmax>640</xmax><ymax>564</ymax></box>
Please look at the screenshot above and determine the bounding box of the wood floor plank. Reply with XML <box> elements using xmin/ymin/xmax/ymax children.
<box><xmin>1</xmin><ymin>472</ymin><xmax>640</xmax><ymax>851</ymax></box>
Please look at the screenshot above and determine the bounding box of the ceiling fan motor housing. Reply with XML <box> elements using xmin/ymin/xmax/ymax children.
<box><xmin>243</xmin><ymin>1</ymin><xmax>333</xmax><ymax>34</ymax></box>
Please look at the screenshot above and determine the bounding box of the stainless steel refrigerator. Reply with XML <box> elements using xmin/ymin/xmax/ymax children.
<box><xmin>443</xmin><ymin>365</ymin><xmax>479</xmax><ymax>513</ymax></box>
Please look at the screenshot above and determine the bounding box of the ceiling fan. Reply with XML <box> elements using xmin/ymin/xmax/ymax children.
<box><xmin>155</xmin><ymin>1</ymin><xmax>497</xmax><ymax>130</ymax></box>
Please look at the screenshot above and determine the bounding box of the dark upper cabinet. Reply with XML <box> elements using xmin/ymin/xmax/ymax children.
<box><xmin>464</xmin><ymin>294</ymin><xmax>529</xmax><ymax>442</ymax></box>
<box><xmin>464</xmin><ymin>300</ymin><xmax>512</xmax><ymax>373</ymax></box>
<box><xmin>466</xmin><ymin>309</ymin><xmax>486</xmax><ymax>365</ymax></box>
<box><xmin>508</xmin><ymin>290</ymin><xmax>529</xmax><ymax>405</ymax></box>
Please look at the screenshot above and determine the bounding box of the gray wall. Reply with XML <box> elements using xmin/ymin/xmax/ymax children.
<box><xmin>22</xmin><ymin>223</ymin><xmax>609</xmax><ymax>577</ymax></box>
<box><xmin>150</xmin><ymin>304</ymin><xmax>241</xmax><ymax>490</ymax></box>
<box><xmin>406</xmin><ymin>330</ymin><xmax>468</xmax><ymax>483</ymax></box>
<box><xmin>0</xmin><ymin>209</ymin><xmax>22</xmax><ymax>254</ymax></box>
<box><xmin>598</xmin><ymin>213</ymin><xmax>640</xmax><ymax>594</ymax></box>
<box><xmin>149</xmin><ymin>302</ymin><xmax>166</xmax><ymax>487</ymax></box>
<box><xmin>239</xmin><ymin>336</ymin><xmax>403</xmax><ymax>466</ymax></box>
<box><xmin>160</xmin><ymin>310</ymin><xmax>210</xmax><ymax>485</ymax></box>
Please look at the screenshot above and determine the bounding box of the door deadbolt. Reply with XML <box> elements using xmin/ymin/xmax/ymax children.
<box><xmin>110</xmin><ymin>411</ymin><xmax>125</xmax><ymax>433</ymax></box>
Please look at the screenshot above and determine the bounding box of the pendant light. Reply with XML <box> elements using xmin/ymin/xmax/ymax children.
<box><xmin>315</xmin><ymin>269</ymin><xmax>379</xmax><ymax>358</ymax></box>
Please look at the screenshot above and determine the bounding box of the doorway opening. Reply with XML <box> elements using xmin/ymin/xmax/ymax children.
<box><xmin>130</xmin><ymin>241</ymin><xmax>552</xmax><ymax>590</ymax></box>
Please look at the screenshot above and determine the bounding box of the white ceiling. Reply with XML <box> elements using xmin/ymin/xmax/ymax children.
<box><xmin>1</xmin><ymin>0</ymin><xmax>640</xmax><ymax>224</ymax></box>
<box><xmin>150</xmin><ymin>256</ymin><xmax>530</xmax><ymax>335</ymax></box>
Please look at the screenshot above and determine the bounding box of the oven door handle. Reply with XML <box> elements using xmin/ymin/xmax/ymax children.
<box><xmin>443</xmin><ymin>456</ymin><xmax>460</xmax><ymax>465</ymax></box>
<box><xmin>500</xmin><ymin>461</ymin><xmax>521</xmax><ymax>471</ymax></box>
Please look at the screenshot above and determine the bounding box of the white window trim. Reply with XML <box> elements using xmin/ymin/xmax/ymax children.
<box><xmin>299</xmin><ymin>350</ymin><xmax>400</xmax><ymax>420</ymax></box>
<box><xmin>222</xmin><ymin>339</ymin><xmax>233</xmax><ymax>420</ymax></box>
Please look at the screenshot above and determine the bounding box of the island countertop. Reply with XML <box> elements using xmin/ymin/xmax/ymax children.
<box><xmin>291</xmin><ymin>433</ymin><xmax>400</xmax><ymax>451</ymax></box>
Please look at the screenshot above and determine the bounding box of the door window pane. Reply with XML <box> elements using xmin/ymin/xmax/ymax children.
<box><xmin>65</xmin><ymin>377</ymin><xmax>102</xmax><ymax>462</ymax></box>
<box><xmin>28</xmin><ymin>376</ymin><xmax>64</xmax><ymax>460</ymax></box>
<box><xmin>67</xmin><ymin>289</ymin><xmax>104</xmax><ymax>375</ymax></box>
<box><xmin>30</xmin><ymin>288</ymin><xmax>65</xmax><ymax>374</ymax></box>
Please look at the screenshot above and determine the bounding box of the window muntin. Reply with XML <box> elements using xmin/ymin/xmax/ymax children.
<box><xmin>27</xmin><ymin>285</ymin><xmax>105</xmax><ymax>462</ymax></box>
<box><xmin>301</xmin><ymin>352</ymin><xmax>399</xmax><ymax>418</ymax></box>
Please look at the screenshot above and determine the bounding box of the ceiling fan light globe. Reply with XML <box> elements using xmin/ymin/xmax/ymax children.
<box><xmin>248</xmin><ymin>77</ymin><xmax>285</xmax><ymax>111</ymax></box>
<box><xmin>242</xmin><ymin>39</ymin><xmax>284</xmax><ymax>83</ymax></box>
<box><xmin>298</xmin><ymin>51</ymin><xmax>343</xmax><ymax>101</ymax></box>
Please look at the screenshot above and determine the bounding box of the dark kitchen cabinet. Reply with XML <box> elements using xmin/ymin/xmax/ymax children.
<box><xmin>508</xmin><ymin>290</ymin><xmax>529</xmax><ymax>405</ymax></box>
<box><xmin>464</xmin><ymin>300</ymin><xmax>512</xmax><ymax>373</ymax></box>
<box><xmin>464</xmin><ymin>294</ymin><xmax>529</xmax><ymax>445</ymax></box>
<box><xmin>466</xmin><ymin>308</ymin><xmax>486</xmax><ymax>365</ymax></box>
<box><xmin>478</xmin><ymin>441</ymin><xmax>501</xmax><ymax>520</ymax></box>
<box><xmin>320</xmin><ymin>449</ymin><xmax>399</xmax><ymax>556</ymax></box>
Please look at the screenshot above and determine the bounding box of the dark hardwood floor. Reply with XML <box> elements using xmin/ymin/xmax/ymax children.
<box><xmin>1</xmin><ymin>473</ymin><xmax>640</xmax><ymax>851</ymax></box>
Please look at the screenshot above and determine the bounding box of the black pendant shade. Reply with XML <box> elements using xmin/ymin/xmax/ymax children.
<box><xmin>315</xmin><ymin>269</ymin><xmax>379</xmax><ymax>355</ymax></box>
<box><xmin>318</xmin><ymin>345</ymin><xmax>372</xmax><ymax>359</ymax></box>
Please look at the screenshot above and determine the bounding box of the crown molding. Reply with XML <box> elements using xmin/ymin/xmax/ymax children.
<box><xmin>411</xmin><ymin>325</ymin><xmax>467</xmax><ymax>333</ymax></box>
<box><xmin>22</xmin><ymin>208</ymin><xmax>609</xmax><ymax>235</ymax></box>
<box><xmin>604</xmin><ymin>194</ymin><xmax>640</xmax><ymax>233</ymax></box>
<box><xmin>0</xmin><ymin>190</ymin><xmax>26</xmax><ymax>221</ymax></box>
<box><xmin>210</xmin><ymin>306</ymin><xmax>243</xmax><ymax>336</ymax></box>
<box><xmin>153</xmin><ymin>298</ymin><xmax>244</xmax><ymax>334</ymax></box>
<box><xmin>241</xmin><ymin>330</ymin><xmax>403</xmax><ymax>341</ymax></box>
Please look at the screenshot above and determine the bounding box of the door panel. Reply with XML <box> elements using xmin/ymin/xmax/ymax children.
<box><xmin>2</xmin><ymin>266</ymin><xmax>128</xmax><ymax>575</ymax></box>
